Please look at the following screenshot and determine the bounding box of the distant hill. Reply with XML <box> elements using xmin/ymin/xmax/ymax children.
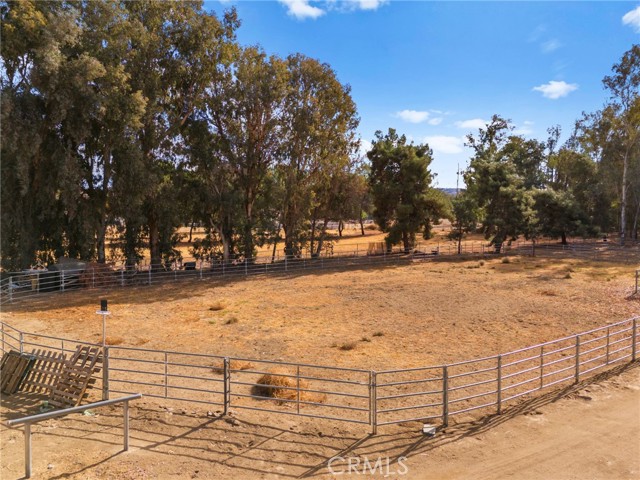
<box><xmin>438</xmin><ymin>188</ymin><xmax>464</xmax><ymax>197</ymax></box>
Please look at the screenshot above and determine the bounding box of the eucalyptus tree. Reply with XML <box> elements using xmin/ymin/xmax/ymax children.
<box><xmin>121</xmin><ymin>1</ymin><xmax>239</xmax><ymax>268</ymax></box>
<box><xmin>279</xmin><ymin>54</ymin><xmax>360</xmax><ymax>257</ymax></box>
<box><xmin>204</xmin><ymin>46</ymin><xmax>288</xmax><ymax>262</ymax></box>
<box><xmin>1</xmin><ymin>1</ymin><xmax>104</xmax><ymax>268</ymax></box>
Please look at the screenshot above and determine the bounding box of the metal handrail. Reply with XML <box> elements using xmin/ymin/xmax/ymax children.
<box><xmin>6</xmin><ymin>394</ymin><xmax>142</xmax><ymax>479</ymax></box>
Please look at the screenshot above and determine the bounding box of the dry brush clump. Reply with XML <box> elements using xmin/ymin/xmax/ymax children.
<box><xmin>210</xmin><ymin>360</ymin><xmax>254</xmax><ymax>375</ymax></box>
<box><xmin>252</xmin><ymin>368</ymin><xmax>326</xmax><ymax>404</ymax></box>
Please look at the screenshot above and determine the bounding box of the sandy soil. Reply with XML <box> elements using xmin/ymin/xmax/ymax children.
<box><xmin>1</xmin><ymin>256</ymin><xmax>637</xmax><ymax>370</ymax></box>
<box><xmin>1</xmin><ymin>362</ymin><xmax>637</xmax><ymax>479</ymax></box>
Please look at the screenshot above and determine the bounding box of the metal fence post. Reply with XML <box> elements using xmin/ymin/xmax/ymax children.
<box><xmin>9</xmin><ymin>276</ymin><xmax>13</xmax><ymax>303</ymax></box>
<box><xmin>199</xmin><ymin>261</ymin><xmax>203</xmax><ymax>280</ymax></box>
<box><xmin>148</xmin><ymin>267</ymin><xmax>151</xmax><ymax>285</ymax></box>
<box><xmin>164</xmin><ymin>352</ymin><xmax>169</xmax><ymax>398</ymax></box>
<box><xmin>61</xmin><ymin>270</ymin><xmax>65</xmax><ymax>292</ymax></box>
<box><xmin>575</xmin><ymin>336</ymin><xmax>581</xmax><ymax>383</ymax></box>
<box><xmin>632</xmin><ymin>318</ymin><xmax>637</xmax><ymax>362</ymax></box>
<box><xmin>296</xmin><ymin>365</ymin><xmax>301</xmax><ymax>415</ymax></box>
<box><xmin>496</xmin><ymin>355</ymin><xmax>502</xmax><ymax>414</ymax></box>
<box><xmin>120</xmin><ymin>269</ymin><xmax>124</xmax><ymax>287</ymax></box>
<box><xmin>539</xmin><ymin>345</ymin><xmax>544</xmax><ymax>389</ymax></box>
<box><xmin>369</xmin><ymin>371</ymin><xmax>377</xmax><ymax>435</ymax></box>
<box><xmin>19</xmin><ymin>332</ymin><xmax>24</xmax><ymax>354</ymax></box>
<box><xmin>123</xmin><ymin>400</ymin><xmax>130</xmax><ymax>451</ymax></box>
<box><xmin>92</xmin><ymin>268</ymin><xmax>95</xmax><ymax>289</ymax></box>
<box><xmin>442</xmin><ymin>366</ymin><xmax>449</xmax><ymax>427</ymax></box>
<box><xmin>24</xmin><ymin>423</ymin><xmax>32</xmax><ymax>478</ymax></box>
<box><xmin>606</xmin><ymin>327</ymin><xmax>610</xmax><ymax>365</ymax></box>
<box><xmin>102</xmin><ymin>347</ymin><xmax>110</xmax><ymax>401</ymax></box>
<box><xmin>223</xmin><ymin>358</ymin><xmax>231</xmax><ymax>415</ymax></box>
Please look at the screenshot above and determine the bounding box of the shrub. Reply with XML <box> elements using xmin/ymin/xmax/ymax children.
<box><xmin>339</xmin><ymin>342</ymin><xmax>358</xmax><ymax>351</ymax></box>
<box><xmin>501</xmin><ymin>257</ymin><xmax>511</xmax><ymax>264</ymax></box>
<box><xmin>209</xmin><ymin>301</ymin><xmax>225</xmax><ymax>311</ymax></box>
<box><xmin>372</xmin><ymin>331</ymin><xmax>384</xmax><ymax>337</ymax></box>
<box><xmin>225</xmin><ymin>316</ymin><xmax>239</xmax><ymax>325</ymax></box>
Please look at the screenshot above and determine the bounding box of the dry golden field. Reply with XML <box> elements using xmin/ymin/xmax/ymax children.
<box><xmin>2</xmin><ymin>254</ymin><xmax>637</xmax><ymax>371</ymax></box>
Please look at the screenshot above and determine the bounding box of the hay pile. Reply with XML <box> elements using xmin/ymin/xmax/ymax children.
<box><xmin>252</xmin><ymin>368</ymin><xmax>326</xmax><ymax>404</ymax></box>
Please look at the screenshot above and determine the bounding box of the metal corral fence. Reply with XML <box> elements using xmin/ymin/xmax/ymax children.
<box><xmin>1</xmin><ymin>316</ymin><xmax>637</xmax><ymax>433</ymax></box>
<box><xmin>2</xmin><ymin>239</ymin><xmax>638</xmax><ymax>305</ymax></box>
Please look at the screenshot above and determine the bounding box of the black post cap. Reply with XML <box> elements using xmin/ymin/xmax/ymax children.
<box><xmin>100</xmin><ymin>299</ymin><xmax>108</xmax><ymax>312</ymax></box>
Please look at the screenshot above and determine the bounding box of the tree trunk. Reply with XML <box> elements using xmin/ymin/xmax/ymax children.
<box><xmin>315</xmin><ymin>218</ymin><xmax>329</xmax><ymax>257</ymax></box>
<box><xmin>402</xmin><ymin>231</ymin><xmax>410</xmax><ymax>253</ymax></box>
<box><xmin>359</xmin><ymin>215</ymin><xmax>365</xmax><ymax>236</ymax></box>
<box><xmin>148</xmin><ymin>214</ymin><xmax>161</xmax><ymax>271</ymax></box>
<box><xmin>309</xmin><ymin>208</ymin><xmax>318</xmax><ymax>257</ymax></box>
<box><xmin>338</xmin><ymin>220</ymin><xmax>344</xmax><ymax>237</ymax></box>
<box><xmin>188</xmin><ymin>222</ymin><xmax>195</xmax><ymax>243</ymax></box>
<box><xmin>632</xmin><ymin>200</ymin><xmax>639</xmax><ymax>241</ymax></box>
<box><xmin>96</xmin><ymin>220</ymin><xmax>107</xmax><ymax>264</ymax></box>
<box><xmin>620</xmin><ymin>150</ymin><xmax>629</xmax><ymax>245</ymax></box>
<box><xmin>561</xmin><ymin>232</ymin><xmax>567</xmax><ymax>245</ymax></box>
<box><xmin>244</xmin><ymin>200</ymin><xmax>254</xmax><ymax>263</ymax></box>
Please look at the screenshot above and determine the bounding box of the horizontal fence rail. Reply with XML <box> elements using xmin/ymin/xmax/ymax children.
<box><xmin>1</xmin><ymin>239</ymin><xmax>638</xmax><ymax>305</ymax></box>
<box><xmin>6</xmin><ymin>394</ymin><xmax>142</xmax><ymax>479</ymax></box>
<box><xmin>1</xmin><ymin>316</ymin><xmax>638</xmax><ymax>435</ymax></box>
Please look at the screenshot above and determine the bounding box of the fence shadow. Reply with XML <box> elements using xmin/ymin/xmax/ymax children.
<box><xmin>4</xmin><ymin>362</ymin><xmax>635</xmax><ymax>479</ymax></box>
<box><xmin>298</xmin><ymin>361</ymin><xmax>639</xmax><ymax>478</ymax></box>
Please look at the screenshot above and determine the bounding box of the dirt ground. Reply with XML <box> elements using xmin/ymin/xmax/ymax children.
<box><xmin>1</xmin><ymin>362</ymin><xmax>638</xmax><ymax>479</ymax></box>
<box><xmin>1</xmin><ymin>256</ymin><xmax>637</xmax><ymax>370</ymax></box>
<box><xmin>1</xmin><ymin>254</ymin><xmax>639</xmax><ymax>479</ymax></box>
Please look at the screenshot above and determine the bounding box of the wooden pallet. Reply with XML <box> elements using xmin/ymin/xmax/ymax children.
<box><xmin>49</xmin><ymin>345</ymin><xmax>102</xmax><ymax>408</ymax></box>
<box><xmin>20</xmin><ymin>349</ymin><xmax>68</xmax><ymax>395</ymax></box>
<box><xmin>0</xmin><ymin>350</ymin><xmax>35</xmax><ymax>394</ymax></box>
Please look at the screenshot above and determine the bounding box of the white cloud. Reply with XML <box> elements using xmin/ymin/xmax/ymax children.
<box><xmin>353</xmin><ymin>0</ymin><xmax>387</xmax><ymax>10</ymax></box>
<box><xmin>623</xmin><ymin>6</ymin><xmax>640</xmax><ymax>32</ymax></box>
<box><xmin>454</xmin><ymin>118</ymin><xmax>488</xmax><ymax>130</ymax></box>
<box><xmin>514</xmin><ymin>127</ymin><xmax>533</xmax><ymax>135</ymax></box>
<box><xmin>541</xmin><ymin>39</ymin><xmax>561</xmax><ymax>53</ymax></box>
<box><xmin>423</xmin><ymin>136</ymin><xmax>465</xmax><ymax>154</ymax></box>
<box><xmin>532</xmin><ymin>80</ymin><xmax>578</xmax><ymax>99</ymax></box>
<box><xmin>279</xmin><ymin>0</ymin><xmax>325</xmax><ymax>20</ymax></box>
<box><xmin>359</xmin><ymin>139</ymin><xmax>372</xmax><ymax>156</ymax></box>
<box><xmin>395</xmin><ymin>109</ymin><xmax>430</xmax><ymax>123</ymax></box>
<box><xmin>427</xmin><ymin>117</ymin><xmax>443</xmax><ymax>126</ymax></box>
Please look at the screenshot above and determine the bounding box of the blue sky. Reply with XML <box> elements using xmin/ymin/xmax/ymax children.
<box><xmin>206</xmin><ymin>1</ymin><xmax>639</xmax><ymax>187</ymax></box>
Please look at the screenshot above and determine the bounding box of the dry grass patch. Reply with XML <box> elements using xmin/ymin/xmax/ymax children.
<box><xmin>539</xmin><ymin>289</ymin><xmax>559</xmax><ymax>297</ymax></box>
<box><xmin>211</xmin><ymin>360</ymin><xmax>254</xmax><ymax>375</ymax></box>
<box><xmin>105</xmin><ymin>336</ymin><xmax>124</xmax><ymax>345</ymax></box>
<box><xmin>252</xmin><ymin>368</ymin><xmax>326</xmax><ymax>404</ymax></box>
<box><xmin>225</xmin><ymin>316</ymin><xmax>239</xmax><ymax>325</ymax></box>
<box><xmin>209</xmin><ymin>301</ymin><xmax>226</xmax><ymax>311</ymax></box>
<box><xmin>338</xmin><ymin>342</ymin><xmax>358</xmax><ymax>351</ymax></box>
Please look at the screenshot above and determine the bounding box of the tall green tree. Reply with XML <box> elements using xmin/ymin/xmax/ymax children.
<box><xmin>368</xmin><ymin>129</ymin><xmax>445</xmax><ymax>253</ymax></box>
<box><xmin>464</xmin><ymin>115</ymin><xmax>537</xmax><ymax>245</ymax></box>
<box><xmin>122</xmin><ymin>1</ymin><xmax>239</xmax><ymax>268</ymax></box>
<box><xmin>279</xmin><ymin>54</ymin><xmax>359</xmax><ymax>257</ymax></box>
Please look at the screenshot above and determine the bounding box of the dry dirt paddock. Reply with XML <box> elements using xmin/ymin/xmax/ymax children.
<box><xmin>1</xmin><ymin>256</ymin><xmax>638</xmax><ymax>370</ymax></box>
<box><xmin>1</xmin><ymin>255</ymin><xmax>639</xmax><ymax>479</ymax></box>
